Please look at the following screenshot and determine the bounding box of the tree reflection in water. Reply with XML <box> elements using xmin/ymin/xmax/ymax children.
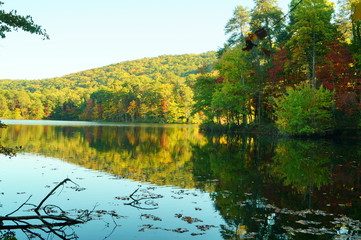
<box><xmin>1</xmin><ymin>122</ymin><xmax>361</xmax><ymax>239</ymax></box>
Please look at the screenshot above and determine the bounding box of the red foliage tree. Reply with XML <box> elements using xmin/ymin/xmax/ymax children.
<box><xmin>317</xmin><ymin>42</ymin><xmax>361</xmax><ymax>115</ymax></box>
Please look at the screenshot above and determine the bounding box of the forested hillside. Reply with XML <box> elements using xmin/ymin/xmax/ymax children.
<box><xmin>0</xmin><ymin>52</ymin><xmax>216</xmax><ymax>123</ymax></box>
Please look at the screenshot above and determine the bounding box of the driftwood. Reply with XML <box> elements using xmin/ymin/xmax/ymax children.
<box><xmin>0</xmin><ymin>178</ymin><xmax>88</xmax><ymax>240</ymax></box>
<box><xmin>124</xmin><ymin>188</ymin><xmax>161</xmax><ymax>210</ymax></box>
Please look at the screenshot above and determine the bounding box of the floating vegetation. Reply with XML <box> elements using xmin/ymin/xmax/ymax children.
<box><xmin>235</xmin><ymin>198</ymin><xmax>361</xmax><ymax>237</ymax></box>
<box><xmin>141</xmin><ymin>214</ymin><xmax>162</xmax><ymax>221</ymax></box>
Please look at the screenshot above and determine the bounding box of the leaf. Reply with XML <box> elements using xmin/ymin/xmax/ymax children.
<box><xmin>195</xmin><ymin>225</ymin><xmax>216</xmax><ymax>231</ymax></box>
<box><xmin>141</xmin><ymin>214</ymin><xmax>162</xmax><ymax>221</ymax></box>
<box><xmin>181</xmin><ymin>216</ymin><xmax>203</xmax><ymax>224</ymax></box>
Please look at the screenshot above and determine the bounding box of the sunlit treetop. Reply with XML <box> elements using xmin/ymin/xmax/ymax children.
<box><xmin>353</xmin><ymin>0</ymin><xmax>361</xmax><ymax>22</ymax></box>
<box><xmin>0</xmin><ymin>1</ymin><xmax>49</xmax><ymax>39</ymax></box>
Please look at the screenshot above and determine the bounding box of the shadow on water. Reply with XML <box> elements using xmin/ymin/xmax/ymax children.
<box><xmin>1</xmin><ymin>121</ymin><xmax>361</xmax><ymax>239</ymax></box>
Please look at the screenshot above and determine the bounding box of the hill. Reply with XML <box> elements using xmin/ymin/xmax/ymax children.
<box><xmin>0</xmin><ymin>52</ymin><xmax>217</xmax><ymax>123</ymax></box>
<box><xmin>0</xmin><ymin>52</ymin><xmax>216</xmax><ymax>91</ymax></box>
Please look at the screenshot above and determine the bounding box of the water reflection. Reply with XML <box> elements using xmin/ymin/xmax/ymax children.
<box><xmin>1</xmin><ymin>121</ymin><xmax>361</xmax><ymax>239</ymax></box>
<box><xmin>272</xmin><ymin>139</ymin><xmax>332</xmax><ymax>191</ymax></box>
<box><xmin>1</xmin><ymin>123</ymin><xmax>201</xmax><ymax>188</ymax></box>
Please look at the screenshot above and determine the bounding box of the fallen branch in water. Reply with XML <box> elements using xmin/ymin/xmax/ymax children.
<box><xmin>0</xmin><ymin>178</ymin><xmax>88</xmax><ymax>240</ymax></box>
<box><xmin>5</xmin><ymin>195</ymin><xmax>32</xmax><ymax>217</ymax></box>
<box><xmin>35</xmin><ymin>178</ymin><xmax>77</xmax><ymax>212</ymax></box>
<box><xmin>123</xmin><ymin>188</ymin><xmax>162</xmax><ymax>210</ymax></box>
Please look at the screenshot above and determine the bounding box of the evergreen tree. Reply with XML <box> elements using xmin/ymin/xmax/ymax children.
<box><xmin>285</xmin><ymin>0</ymin><xmax>337</xmax><ymax>87</ymax></box>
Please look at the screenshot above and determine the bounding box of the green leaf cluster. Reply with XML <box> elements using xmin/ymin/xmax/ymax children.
<box><xmin>274</xmin><ymin>81</ymin><xmax>335</xmax><ymax>135</ymax></box>
<box><xmin>0</xmin><ymin>1</ymin><xmax>49</xmax><ymax>39</ymax></box>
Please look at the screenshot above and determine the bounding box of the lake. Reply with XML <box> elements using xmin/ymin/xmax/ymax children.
<box><xmin>0</xmin><ymin>120</ymin><xmax>361</xmax><ymax>239</ymax></box>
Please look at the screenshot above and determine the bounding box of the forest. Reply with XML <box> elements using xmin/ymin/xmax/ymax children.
<box><xmin>0</xmin><ymin>0</ymin><xmax>360</xmax><ymax>136</ymax></box>
<box><xmin>0</xmin><ymin>53</ymin><xmax>216</xmax><ymax>123</ymax></box>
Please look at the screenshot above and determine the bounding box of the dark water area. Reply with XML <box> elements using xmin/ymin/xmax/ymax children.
<box><xmin>0</xmin><ymin>120</ymin><xmax>361</xmax><ymax>239</ymax></box>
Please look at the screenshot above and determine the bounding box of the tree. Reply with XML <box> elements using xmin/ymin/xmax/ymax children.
<box><xmin>224</xmin><ymin>5</ymin><xmax>251</xmax><ymax>47</ymax></box>
<box><xmin>285</xmin><ymin>0</ymin><xmax>336</xmax><ymax>87</ymax></box>
<box><xmin>336</xmin><ymin>0</ymin><xmax>354</xmax><ymax>41</ymax></box>
<box><xmin>0</xmin><ymin>1</ymin><xmax>49</xmax><ymax>155</ymax></box>
<box><xmin>274</xmin><ymin>80</ymin><xmax>335</xmax><ymax>135</ymax></box>
<box><xmin>211</xmin><ymin>82</ymin><xmax>249</xmax><ymax>126</ymax></box>
<box><xmin>249</xmin><ymin>0</ymin><xmax>284</xmax><ymax>125</ymax></box>
<box><xmin>336</xmin><ymin>0</ymin><xmax>361</xmax><ymax>65</ymax></box>
<box><xmin>0</xmin><ymin>94</ymin><xmax>10</xmax><ymax>117</ymax></box>
<box><xmin>192</xmin><ymin>73</ymin><xmax>219</xmax><ymax>122</ymax></box>
<box><xmin>250</xmin><ymin>0</ymin><xmax>284</xmax><ymax>49</ymax></box>
<box><xmin>214</xmin><ymin>45</ymin><xmax>255</xmax><ymax>126</ymax></box>
<box><xmin>0</xmin><ymin>1</ymin><xmax>49</xmax><ymax>39</ymax></box>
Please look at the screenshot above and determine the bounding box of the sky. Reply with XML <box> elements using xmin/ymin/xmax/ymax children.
<box><xmin>0</xmin><ymin>0</ymin><xmax>292</xmax><ymax>80</ymax></box>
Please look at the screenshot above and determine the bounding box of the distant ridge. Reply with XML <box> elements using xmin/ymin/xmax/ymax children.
<box><xmin>0</xmin><ymin>51</ymin><xmax>217</xmax><ymax>90</ymax></box>
<box><xmin>0</xmin><ymin>51</ymin><xmax>217</xmax><ymax>122</ymax></box>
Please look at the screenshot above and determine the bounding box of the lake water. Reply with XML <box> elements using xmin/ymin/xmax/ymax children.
<box><xmin>0</xmin><ymin>120</ymin><xmax>361</xmax><ymax>240</ymax></box>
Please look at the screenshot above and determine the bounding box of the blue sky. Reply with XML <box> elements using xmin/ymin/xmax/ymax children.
<box><xmin>0</xmin><ymin>0</ymin><xmax>291</xmax><ymax>80</ymax></box>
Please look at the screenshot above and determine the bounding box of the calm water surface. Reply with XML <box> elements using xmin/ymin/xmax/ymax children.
<box><xmin>0</xmin><ymin>120</ymin><xmax>361</xmax><ymax>240</ymax></box>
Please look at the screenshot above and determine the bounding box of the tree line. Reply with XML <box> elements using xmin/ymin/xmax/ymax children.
<box><xmin>0</xmin><ymin>52</ymin><xmax>216</xmax><ymax>123</ymax></box>
<box><xmin>193</xmin><ymin>0</ymin><xmax>360</xmax><ymax>135</ymax></box>
<box><xmin>1</xmin><ymin>0</ymin><xmax>360</xmax><ymax>135</ymax></box>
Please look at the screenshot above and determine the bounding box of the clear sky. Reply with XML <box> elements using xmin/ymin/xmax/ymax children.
<box><xmin>0</xmin><ymin>0</ymin><xmax>291</xmax><ymax>80</ymax></box>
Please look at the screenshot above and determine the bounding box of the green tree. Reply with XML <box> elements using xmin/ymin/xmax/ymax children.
<box><xmin>250</xmin><ymin>0</ymin><xmax>284</xmax><ymax>49</ymax></box>
<box><xmin>192</xmin><ymin>73</ymin><xmax>219</xmax><ymax>122</ymax></box>
<box><xmin>0</xmin><ymin>94</ymin><xmax>10</xmax><ymax>117</ymax></box>
<box><xmin>249</xmin><ymin>0</ymin><xmax>284</xmax><ymax>125</ymax></box>
<box><xmin>0</xmin><ymin>1</ymin><xmax>49</xmax><ymax>39</ymax></box>
<box><xmin>126</xmin><ymin>100</ymin><xmax>138</xmax><ymax>122</ymax></box>
<box><xmin>336</xmin><ymin>0</ymin><xmax>354</xmax><ymax>41</ymax></box>
<box><xmin>211</xmin><ymin>82</ymin><xmax>249</xmax><ymax>126</ymax></box>
<box><xmin>214</xmin><ymin>45</ymin><xmax>255</xmax><ymax>126</ymax></box>
<box><xmin>286</xmin><ymin>0</ymin><xmax>336</xmax><ymax>87</ymax></box>
<box><xmin>274</xmin><ymin>80</ymin><xmax>335</xmax><ymax>135</ymax></box>
<box><xmin>336</xmin><ymin>0</ymin><xmax>361</xmax><ymax>64</ymax></box>
<box><xmin>30</xmin><ymin>98</ymin><xmax>45</xmax><ymax>119</ymax></box>
<box><xmin>176</xmin><ymin>84</ymin><xmax>194</xmax><ymax>122</ymax></box>
<box><xmin>224</xmin><ymin>5</ymin><xmax>251</xmax><ymax>47</ymax></box>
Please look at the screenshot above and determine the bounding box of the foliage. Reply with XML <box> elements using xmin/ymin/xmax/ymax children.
<box><xmin>274</xmin><ymin>81</ymin><xmax>335</xmax><ymax>135</ymax></box>
<box><xmin>1</xmin><ymin>0</ymin><xmax>361</xmax><ymax>133</ymax></box>
<box><xmin>250</xmin><ymin>0</ymin><xmax>284</xmax><ymax>48</ymax></box>
<box><xmin>0</xmin><ymin>52</ymin><xmax>216</xmax><ymax>123</ymax></box>
<box><xmin>0</xmin><ymin>1</ymin><xmax>49</xmax><ymax>39</ymax></box>
<box><xmin>285</xmin><ymin>0</ymin><xmax>336</xmax><ymax>85</ymax></box>
<box><xmin>0</xmin><ymin>121</ymin><xmax>16</xmax><ymax>157</ymax></box>
<box><xmin>0</xmin><ymin>123</ymin><xmax>201</xmax><ymax>188</ymax></box>
<box><xmin>224</xmin><ymin>5</ymin><xmax>251</xmax><ymax>47</ymax></box>
<box><xmin>272</xmin><ymin>139</ymin><xmax>331</xmax><ymax>191</ymax></box>
<box><xmin>192</xmin><ymin>73</ymin><xmax>219</xmax><ymax>122</ymax></box>
<box><xmin>205</xmin><ymin>0</ymin><xmax>360</xmax><ymax>134</ymax></box>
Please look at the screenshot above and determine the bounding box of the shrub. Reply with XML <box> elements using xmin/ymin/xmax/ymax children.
<box><xmin>274</xmin><ymin>81</ymin><xmax>335</xmax><ymax>136</ymax></box>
